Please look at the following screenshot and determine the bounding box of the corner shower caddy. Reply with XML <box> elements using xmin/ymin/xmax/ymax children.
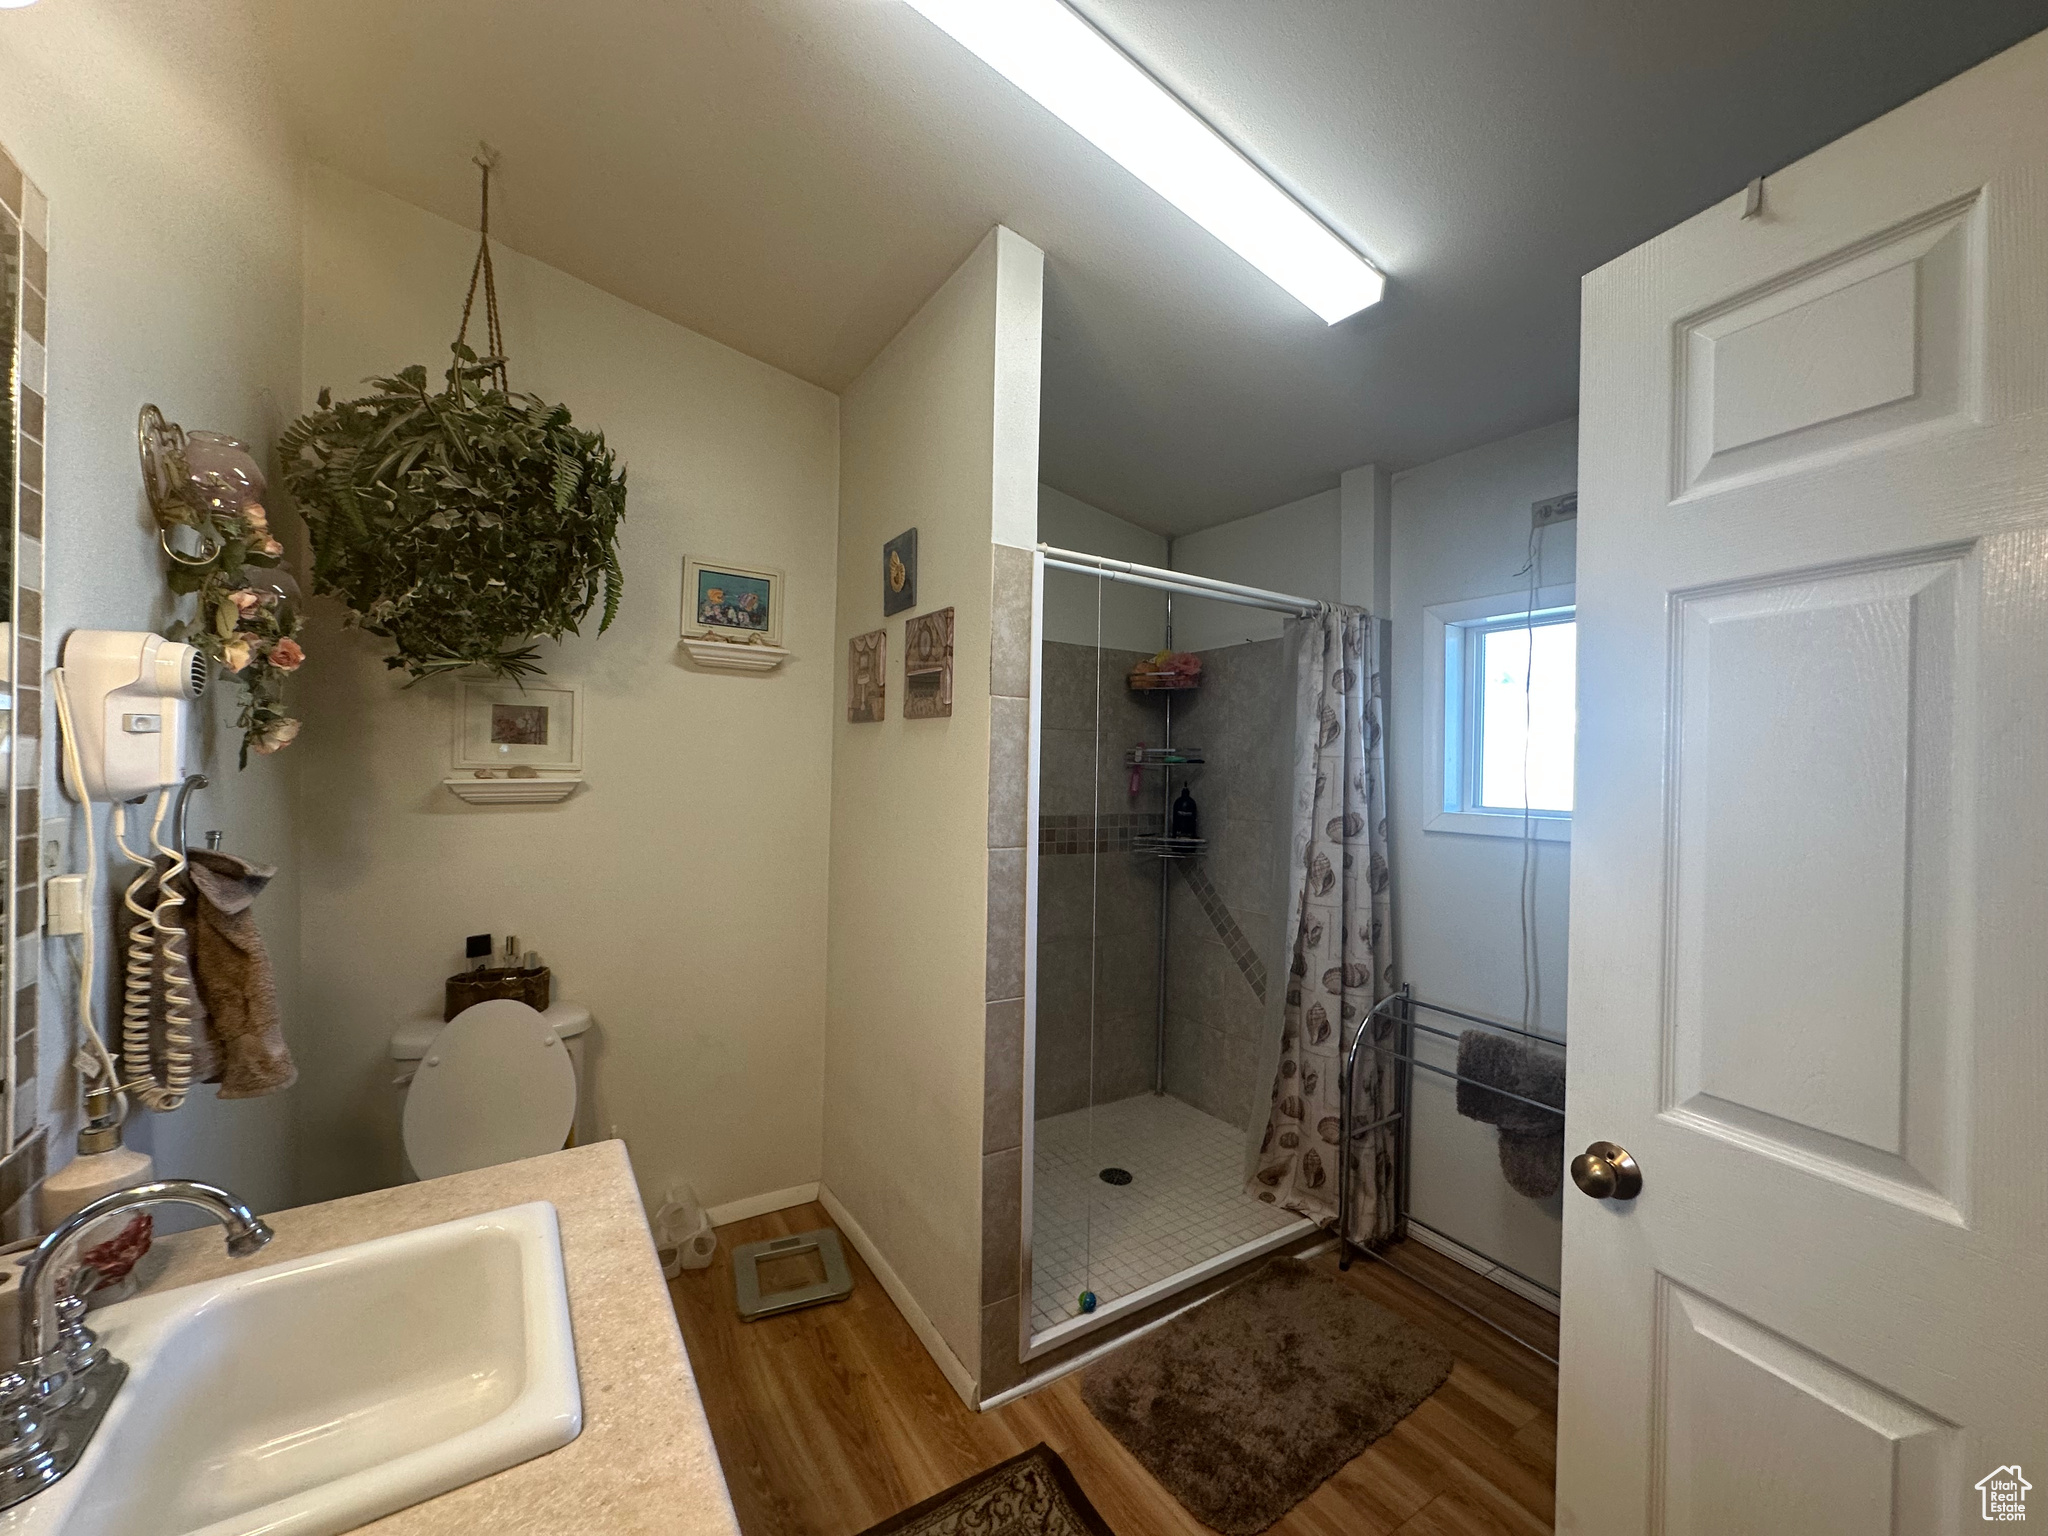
<box><xmin>1338</xmin><ymin>983</ymin><xmax>1567</xmax><ymax>1363</ymax></box>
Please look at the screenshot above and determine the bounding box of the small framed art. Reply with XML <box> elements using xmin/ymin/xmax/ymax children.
<box><xmin>903</xmin><ymin>607</ymin><xmax>954</xmax><ymax>719</ymax></box>
<box><xmin>848</xmin><ymin>629</ymin><xmax>887</xmax><ymax>722</ymax></box>
<box><xmin>457</xmin><ymin>682</ymin><xmax>583</xmax><ymax>770</ymax></box>
<box><xmin>684</xmin><ymin>556</ymin><xmax>785</xmax><ymax>647</ymax></box>
<box><xmin>882</xmin><ymin>528</ymin><xmax>918</xmax><ymax>617</ymax></box>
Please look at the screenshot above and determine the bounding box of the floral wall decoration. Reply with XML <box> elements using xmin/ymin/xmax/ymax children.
<box><xmin>141</xmin><ymin>408</ymin><xmax>306</xmax><ymax>764</ymax></box>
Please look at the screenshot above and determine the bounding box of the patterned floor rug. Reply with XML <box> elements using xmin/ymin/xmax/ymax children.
<box><xmin>856</xmin><ymin>1443</ymin><xmax>1115</xmax><ymax>1536</ymax></box>
<box><xmin>1080</xmin><ymin>1257</ymin><xmax>1454</xmax><ymax>1535</ymax></box>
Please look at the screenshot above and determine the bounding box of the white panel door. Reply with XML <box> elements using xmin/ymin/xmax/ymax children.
<box><xmin>1561</xmin><ymin>30</ymin><xmax>2048</xmax><ymax>1536</ymax></box>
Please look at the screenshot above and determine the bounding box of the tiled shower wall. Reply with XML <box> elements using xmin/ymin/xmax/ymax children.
<box><xmin>1161</xmin><ymin>639</ymin><xmax>1289</xmax><ymax>1131</ymax></box>
<box><xmin>1031</xmin><ymin>637</ymin><xmax>1290</xmax><ymax>1132</ymax></box>
<box><xmin>1033</xmin><ymin>642</ymin><xmax>1165</xmax><ymax>1117</ymax></box>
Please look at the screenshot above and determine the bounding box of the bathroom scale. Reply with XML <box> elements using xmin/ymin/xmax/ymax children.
<box><xmin>732</xmin><ymin>1227</ymin><xmax>855</xmax><ymax>1321</ymax></box>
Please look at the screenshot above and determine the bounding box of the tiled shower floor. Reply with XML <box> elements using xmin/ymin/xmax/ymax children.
<box><xmin>1030</xmin><ymin>1092</ymin><xmax>1310</xmax><ymax>1333</ymax></box>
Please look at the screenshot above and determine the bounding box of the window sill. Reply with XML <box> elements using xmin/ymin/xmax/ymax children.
<box><xmin>1423</xmin><ymin>808</ymin><xmax>1571</xmax><ymax>843</ymax></box>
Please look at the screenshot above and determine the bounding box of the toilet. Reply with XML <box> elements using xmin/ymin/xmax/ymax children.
<box><xmin>389</xmin><ymin>998</ymin><xmax>594</xmax><ymax>1178</ymax></box>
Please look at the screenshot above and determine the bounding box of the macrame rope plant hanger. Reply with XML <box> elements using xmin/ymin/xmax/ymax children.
<box><xmin>457</xmin><ymin>146</ymin><xmax>510</xmax><ymax>396</ymax></box>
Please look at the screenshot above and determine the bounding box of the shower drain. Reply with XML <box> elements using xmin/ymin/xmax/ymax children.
<box><xmin>1098</xmin><ymin>1167</ymin><xmax>1133</xmax><ymax>1186</ymax></box>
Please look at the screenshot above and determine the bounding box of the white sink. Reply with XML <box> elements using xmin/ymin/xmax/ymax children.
<box><xmin>0</xmin><ymin>1201</ymin><xmax>581</xmax><ymax>1536</ymax></box>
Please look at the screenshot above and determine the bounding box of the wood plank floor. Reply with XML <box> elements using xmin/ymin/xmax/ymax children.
<box><xmin>669</xmin><ymin>1204</ymin><xmax>1558</xmax><ymax>1536</ymax></box>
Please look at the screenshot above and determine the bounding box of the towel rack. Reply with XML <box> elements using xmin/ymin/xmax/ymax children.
<box><xmin>1336</xmin><ymin>983</ymin><xmax>1565</xmax><ymax>1365</ymax></box>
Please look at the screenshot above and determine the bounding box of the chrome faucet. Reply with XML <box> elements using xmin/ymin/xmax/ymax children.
<box><xmin>0</xmin><ymin>1179</ymin><xmax>274</xmax><ymax>1511</ymax></box>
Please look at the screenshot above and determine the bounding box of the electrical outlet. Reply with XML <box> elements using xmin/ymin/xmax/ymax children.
<box><xmin>45</xmin><ymin>874</ymin><xmax>84</xmax><ymax>936</ymax></box>
<box><xmin>40</xmin><ymin>817</ymin><xmax>69</xmax><ymax>878</ymax></box>
<box><xmin>1532</xmin><ymin>491</ymin><xmax>1578</xmax><ymax>528</ymax></box>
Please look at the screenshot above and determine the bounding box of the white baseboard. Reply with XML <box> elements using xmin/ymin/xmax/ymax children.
<box><xmin>708</xmin><ymin>1182</ymin><xmax>820</xmax><ymax>1228</ymax></box>
<box><xmin>817</xmin><ymin>1184</ymin><xmax>978</xmax><ymax>1410</ymax></box>
<box><xmin>1403</xmin><ymin>1221</ymin><xmax>1561</xmax><ymax>1316</ymax></box>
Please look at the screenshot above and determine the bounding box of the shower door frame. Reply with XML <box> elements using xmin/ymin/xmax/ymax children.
<box><xmin>1016</xmin><ymin>548</ymin><xmax>1321</xmax><ymax>1365</ymax></box>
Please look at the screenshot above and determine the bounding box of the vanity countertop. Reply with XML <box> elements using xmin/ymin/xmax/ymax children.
<box><xmin>140</xmin><ymin>1140</ymin><xmax>741</xmax><ymax>1536</ymax></box>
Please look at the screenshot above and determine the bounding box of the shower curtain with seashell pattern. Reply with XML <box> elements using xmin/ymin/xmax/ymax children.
<box><xmin>1246</xmin><ymin>606</ymin><xmax>1396</xmax><ymax>1242</ymax></box>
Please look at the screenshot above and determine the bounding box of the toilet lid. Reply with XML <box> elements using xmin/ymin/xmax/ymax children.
<box><xmin>402</xmin><ymin>999</ymin><xmax>577</xmax><ymax>1179</ymax></box>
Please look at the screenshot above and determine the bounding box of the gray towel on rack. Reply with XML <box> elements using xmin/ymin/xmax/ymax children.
<box><xmin>1455</xmin><ymin>1029</ymin><xmax>1565</xmax><ymax>1199</ymax></box>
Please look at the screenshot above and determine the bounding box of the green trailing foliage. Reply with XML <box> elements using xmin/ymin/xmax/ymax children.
<box><xmin>279</xmin><ymin>345</ymin><xmax>626</xmax><ymax>682</ymax></box>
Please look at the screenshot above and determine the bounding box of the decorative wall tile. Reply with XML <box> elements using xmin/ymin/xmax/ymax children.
<box><xmin>8</xmin><ymin>1019</ymin><xmax>29</xmax><ymax>1101</ymax></box>
<box><xmin>18</xmin><ymin>387</ymin><xmax>41</xmax><ymax>445</ymax></box>
<box><xmin>987</xmin><ymin>697</ymin><xmax>1029</xmax><ymax>850</ymax></box>
<box><xmin>979</xmin><ymin>1294</ymin><xmax>1024</xmax><ymax>1398</ymax></box>
<box><xmin>15</xmin><ymin>589</ymin><xmax>38</xmax><ymax>641</ymax></box>
<box><xmin>1036</xmin><ymin>812</ymin><xmax>1155</xmax><ymax>855</ymax></box>
<box><xmin>17</xmin><ymin>487</ymin><xmax>39</xmax><ymax>542</ymax></box>
<box><xmin>19</xmin><ymin>285</ymin><xmax>42</xmax><ymax>347</ymax></box>
<box><xmin>984</xmin><ymin>846</ymin><xmax>1025</xmax><ymax>1003</ymax></box>
<box><xmin>21</xmin><ymin>181</ymin><xmax>45</xmax><ymax>247</ymax></box>
<box><xmin>0</xmin><ymin>1128</ymin><xmax>42</xmax><ymax>1215</ymax></box>
<box><xmin>21</xmin><ymin>236</ymin><xmax>43</xmax><ymax>297</ymax></box>
<box><xmin>989</xmin><ymin>545</ymin><xmax>1034</xmax><ymax>700</ymax></box>
<box><xmin>0</xmin><ymin>151</ymin><xmax>19</xmax><ymax>218</ymax></box>
<box><xmin>984</xmin><ymin>999</ymin><xmax>1024</xmax><ymax>1155</ymax></box>
<box><xmin>979</xmin><ymin>1145</ymin><xmax>1021</xmax><ymax>1307</ymax></box>
<box><xmin>1178</xmin><ymin>860</ymin><xmax>1267</xmax><ymax>1001</ymax></box>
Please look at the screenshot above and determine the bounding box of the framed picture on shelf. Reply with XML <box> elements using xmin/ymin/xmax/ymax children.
<box><xmin>456</xmin><ymin>682</ymin><xmax>582</xmax><ymax>770</ymax></box>
<box><xmin>882</xmin><ymin>527</ymin><xmax>918</xmax><ymax>616</ymax></box>
<box><xmin>683</xmin><ymin>556</ymin><xmax>785</xmax><ymax>647</ymax></box>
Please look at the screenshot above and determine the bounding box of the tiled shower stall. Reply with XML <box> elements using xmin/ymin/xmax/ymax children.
<box><xmin>1027</xmin><ymin>601</ymin><xmax>1310</xmax><ymax>1344</ymax></box>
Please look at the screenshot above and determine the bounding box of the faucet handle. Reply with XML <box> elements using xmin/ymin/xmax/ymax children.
<box><xmin>0</xmin><ymin>1371</ymin><xmax>52</xmax><ymax>1486</ymax></box>
<box><xmin>53</xmin><ymin>1273</ymin><xmax>106</xmax><ymax>1382</ymax></box>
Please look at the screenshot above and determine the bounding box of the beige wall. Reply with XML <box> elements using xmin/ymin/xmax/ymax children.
<box><xmin>292</xmin><ymin>166</ymin><xmax>839</xmax><ymax>1213</ymax></box>
<box><xmin>1037</xmin><ymin>485</ymin><xmax>1167</xmax><ymax>651</ymax></box>
<box><xmin>0</xmin><ymin>0</ymin><xmax>305</xmax><ymax>1211</ymax></box>
<box><xmin>822</xmin><ymin>228</ymin><xmax>1042</xmax><ymax>1395</ymax></box>
<box><xmin>1389</xmin><ymin>416</ymin><xmax>1576</xmax><ymax>1295</ymax></box>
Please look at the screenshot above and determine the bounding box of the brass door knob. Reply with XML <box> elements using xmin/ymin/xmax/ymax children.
<box><xmin>1570</xmin><ymin>1141</ymin><xmax>1643</xmax><ymax>1201</ymax></box>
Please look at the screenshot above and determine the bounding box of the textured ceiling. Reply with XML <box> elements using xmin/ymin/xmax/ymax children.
<box><xmin>275</xmin><ymin>0</ymin><xmax>2048</xmax><ymax>534</ymax></box>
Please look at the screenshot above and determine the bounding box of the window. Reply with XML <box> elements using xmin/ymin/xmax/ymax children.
<box><xmin>1424</xmin><ymin>587</ymin><xmax>1576</xmax><ymax>840</ymax></box>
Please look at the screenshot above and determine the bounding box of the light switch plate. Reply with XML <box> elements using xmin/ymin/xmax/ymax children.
<box><xmin>40</xmin><ymin>817</ymin><xmax>69</xmax><ymax>878</ymax></box>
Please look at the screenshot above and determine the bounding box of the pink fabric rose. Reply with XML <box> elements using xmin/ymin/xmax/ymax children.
<box><xmin>269</xmin><ymin>637</ymin><xmax>305</xmax><ymax>672</ymax></box>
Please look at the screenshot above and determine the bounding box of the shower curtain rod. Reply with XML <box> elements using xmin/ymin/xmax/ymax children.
<box><xmin>1038</xmin><ymin>544</ymin><xmax>1322</xmax><ymax>618</ymax></box>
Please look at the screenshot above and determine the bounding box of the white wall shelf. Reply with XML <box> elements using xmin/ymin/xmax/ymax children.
<box><xmin>679</xmin><ymin>637</ymin><xmax>790</xmax><ymax>672</ymax></box>
<box><xmin>442</xmin><ymin>773</ymin><xmax>583</xmax><ymax>805</ymax></box>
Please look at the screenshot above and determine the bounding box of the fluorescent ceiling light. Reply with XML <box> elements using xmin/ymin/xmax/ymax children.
<box><xmin>903</xmin><ymin>0</ymin><xmax>1383</xmax><ymax>324</ymax></box>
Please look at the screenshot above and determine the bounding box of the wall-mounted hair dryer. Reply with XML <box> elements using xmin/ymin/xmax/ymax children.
<box><xmin>59</xmin><ymin>631</ymin><xmax>208</xmax><ymax>801</ymax></box>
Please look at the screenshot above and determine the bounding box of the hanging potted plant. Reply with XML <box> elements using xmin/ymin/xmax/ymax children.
<box><xmin>279</xmin><ymin>154</ymin><xmax>626</xmax><ymax>682</ymax></box>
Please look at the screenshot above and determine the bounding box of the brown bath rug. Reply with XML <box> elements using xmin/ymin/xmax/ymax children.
<box><xmin>856</xmin><ymin>1443</ymin><xmax>1115</xmax><ymax>1536</ymax></box>
<box><xmin>1080</xmin><ymin>1257</ymin><xmax>1453</xmax><ymax>1535</ymax></box>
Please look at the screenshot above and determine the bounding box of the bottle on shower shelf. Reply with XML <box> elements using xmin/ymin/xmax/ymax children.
<box><xmin>1171</xmin><ymin>784</ymin><xmax>1200</xmax><ymax>840</ymax></box>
